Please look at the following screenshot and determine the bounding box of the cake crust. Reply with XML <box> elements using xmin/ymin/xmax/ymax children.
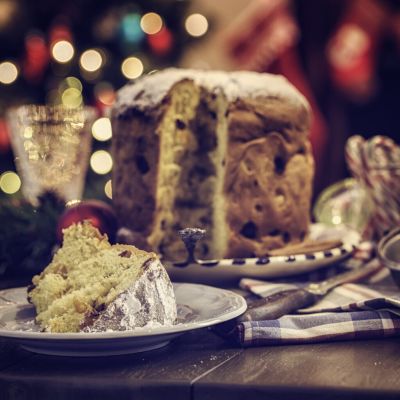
<box><xmin>112</xmin><ymin>69</ymin><xmax>313</xmax><ymax>260</ymax></box>
<box><xmin>28</xmin><ymin>222</ymin><xmax>177</xmax><ymax>333</ymax></box>
<box><xmin>224</xmin><ymin>97</ymin><xmax>313</xmax><ymax>257</ymax></box>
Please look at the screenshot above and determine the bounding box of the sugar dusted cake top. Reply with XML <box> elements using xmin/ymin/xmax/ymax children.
<box><xmin>28</xmin><ymin>222</ymin><xmax>177</xmax><ymax>333</ymax></box>
<box><xmin>114</xmin><ymin>68</ymin><xmax>309</xmax><ymax>116</ymax></box>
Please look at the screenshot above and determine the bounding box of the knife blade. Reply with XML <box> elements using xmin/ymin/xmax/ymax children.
<box><xmin>237</xmin><ymin>257</ymin><xmax>383</xmax><ymax>322</ymax></box>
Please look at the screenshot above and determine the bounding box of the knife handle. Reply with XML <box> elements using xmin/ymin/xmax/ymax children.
<box><xmin>237</xmin><ymin>289</ymin><xmax>317</xmax><ymax>322</ymax></box>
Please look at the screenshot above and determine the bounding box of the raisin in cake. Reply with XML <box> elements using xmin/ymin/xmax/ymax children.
<box><xmin>112</xmin><ymin>68</ymin><xmax>314</xmax><ymax>260</ymax></box>
<box><xmin>27</xmin><ymin>222</ymin><xmax>177</xmax><ymax>333</ymax></box>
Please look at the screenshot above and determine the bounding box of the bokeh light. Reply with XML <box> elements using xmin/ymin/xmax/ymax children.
<box><xmin>23</xmin><ymin>127</ymin><xmax>33</xmax><ymax>139</ymax></box>
<box><xmin>94</xmin><ymin>82</ymin><xmax>116</xmax><ymax>106</ymax></box>
<box><xmin>90</xmin><ymin>150</ymin><xmax>113</xmax><ymax>174</ymax></box>
<box><xmin>92</xmin><ymin>117</ymin><xmax>112</xmax><ymax>141</ymax></box>
<box><xmin>0</xmin><ymin>171</ymin><xmax>21</xmax><ymax>194</ymax></box>
<box><xmin>121</xmin><ymin>57</ymin><xmax>143</xmax><ymax>79</ymax></box>
<box><xmin>64</xmin><ymin>76</ymin><xmax>83</xmax><ymax>92</ymax></box>
<box><xmin>185</xmin><ymin>13</ymin><xmax>208</xmax><ymax>37</ymax></box>
<box><xmin>0</xmin><ymin>0</ymin><xmax>17</xmax><ymax>29</ymax></box>
<box><xmin>121</xmin><ymin>13</ymin><xmax>144</xmax><ymax>43</ymax></box>
<box><xmin>61</xmin><ymin>87</ymin><xmax>82</xmax><ymax>107</ymax></box>
<box><xmin>51</xmin><ymin>40</ymin><xmax>75</xmax><ymax>63</ymax></box>
<box><xmin>140</xmin><ymin>12</ymin><xmax>163</xmax><ymax>35</ymax></box>
<box><xmin>104</xmin><ymin>179</ymin><xmax>112</xmax><ymax>199</ymax></box>
<box><xmin>80</xmin><ymin>49</ymin><xmax>103</xmax><ymax>72</ymax></box>
<box><xmin>147</xmin><ymin>27</ymin><xmax>173</xmax><ymax>55</ymax></box>
<box><xmin>0</xmin><ymin>61</ymin><xmax>18</xmax><ymax>84</ymax></box>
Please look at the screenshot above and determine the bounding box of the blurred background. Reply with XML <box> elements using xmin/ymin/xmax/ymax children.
<box><xmin>0</xmin><ymin>0</ymin><xmax>400</xmax><ymax>203</ymax></box>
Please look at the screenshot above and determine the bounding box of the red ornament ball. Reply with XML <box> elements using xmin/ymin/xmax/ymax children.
<box><xmin>56</xmin><ymin>200</ymin><xmax>118</xmax><ymax>243</ymax></box>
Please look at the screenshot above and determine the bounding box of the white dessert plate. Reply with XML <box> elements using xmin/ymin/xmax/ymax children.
<box><xmin>164</xmin><ymin>224</ymin><xmax>360</xmax><ymax>283</ymax></box>
<box><xmin>0</xmin><ymin>283</ymin><xmax>246</xmax><ymax>357</ymax></box>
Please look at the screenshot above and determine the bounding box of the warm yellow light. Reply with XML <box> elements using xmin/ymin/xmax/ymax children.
<box><xmin>185</xmin><ymin>13</ymin><xmax>208</xmax><ymax>37</ymax></box>
<box><xmin>0</xmin><ymin>171</ymin><xmax>21</xmax><ymax>194</ymax></box>
<box><xmin>104</xmin><ymin>179</ymin><xmax>112</xmax><ymax>199</ymax></box>
<box><xmin>0</xmin><ymin>0</ymin><xmax>17</xmax><ymax>29</ymax></box>
<box><xmin>0</xmin><ymin>61</ymin><xmax>18</xmax><ymax>84</ymax></box>
<box><xmin>65</xmin><ymin>76</ymin><xmax>83</xmax><ymax>92</ymax></box>
<box><xmin>62</xmin><ymin>87</ymin><xmax>82</xmax><ymax>107</ymax></box>
<box><xmin>51</xmin><ymin>40</ymin><xmax>75</xmax><ymax>63</ymax></box>
<box><xmin>92</xmin><ymin>117</ymin><xmax>112</xmax><ymax>141</ymax></box>
<box><xmin>80</xmin><ymin>49</ymin><xmax>103</xmax><ymax>72</ymax></box>
<box><xmin>90</xmin><ymin>150</ymin><xmax>113</xmax><ymax>174</ymax></box>
<box><xmin>23</xmin><ymin>127</ymin><xmax>33</xmax><ymax>139</ymax></box>
<box><xmin>121</xmin><ymin>57</ymin><xmax>143</xmax><ymax>79</ymax></box>
<box><xmin>140</xmin><ymin>12</ymin><xmax>163</xmax><ymax>35</ymax></box>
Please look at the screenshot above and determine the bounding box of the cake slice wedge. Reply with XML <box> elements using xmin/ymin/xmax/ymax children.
<box><xmin>27</xmin><ymin>221</ymin><xmax>177</xmax><ymax>333</ymax></box>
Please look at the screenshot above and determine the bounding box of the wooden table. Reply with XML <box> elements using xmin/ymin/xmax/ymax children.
<box><xmin>1</xmin><ymin>329</ymin><xmax>400</xmax><ymax>400</ymax></box>
<box><xmin>1</xmin><ymin>281</ymin><xmax>400</xmax><ymax>400</ymax></box>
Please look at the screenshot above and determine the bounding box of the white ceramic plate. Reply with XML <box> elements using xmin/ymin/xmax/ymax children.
<box><xmin>164</xmin><ymin>224</ymin><xmax>360</xmax><ymax>283</ymax></box>
<box><xmin>0</xmin><ymin>283</ymin><xmax>246</xmax><ymax>357</ymax></box>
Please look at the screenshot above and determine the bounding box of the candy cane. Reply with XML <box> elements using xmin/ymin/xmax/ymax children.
<box><xmin>345</xmin><ymin>134</ymin><xmax>400</xmax><ymax>240</ymax></box>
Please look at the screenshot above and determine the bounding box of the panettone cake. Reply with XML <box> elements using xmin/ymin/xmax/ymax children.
<box><xmin>112</xmin><ymin>68</ymin><xmax>314</xmax><ymax>260</ymax></box>
<box><xmin>27</xmin><ymin>222</ymin><xmax>177</xmax><ymax>333</ymax></box>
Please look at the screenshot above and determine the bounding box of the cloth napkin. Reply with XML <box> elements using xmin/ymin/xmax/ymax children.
<box><xmin>218</xmin><ymin>250</ymin><xmax>400</xmax><ymax>346</ymax></box>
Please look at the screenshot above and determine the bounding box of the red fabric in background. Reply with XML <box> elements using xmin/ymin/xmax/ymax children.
<box><xmin>224</xmin><ymin>0</ymin><xmax>328</xmax><ymax>193</ymax></box>
<box><xmin>273</xmin><ymin>49</ymin><xmax>328</xmax><ymax>195</ymax></box>
<box><xmin>0</xmin><ymin>119</ymin><xmax>10</xmax><ymax>154</ymax></box>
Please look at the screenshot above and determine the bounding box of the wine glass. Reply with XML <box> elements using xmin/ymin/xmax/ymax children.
<box><xmin>7</xmin><ymin>105</ymin><xmax>96</xmax><ymax>205</ymax></box>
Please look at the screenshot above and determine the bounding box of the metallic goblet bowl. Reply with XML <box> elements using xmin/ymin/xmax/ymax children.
<box><xmin>378</xmin><ymin>227</ymin><xmax>400</xmax><ymax>288</ymax></box>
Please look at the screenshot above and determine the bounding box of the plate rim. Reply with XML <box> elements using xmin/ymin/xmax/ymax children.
<box><xmin>0</xmin><ymin>283</ymin><xmax>247</xmax><ymax>341</ymax></box>
<box><xmin>164</xmin><ymin>223</ymin><xmax>360</xmax><ymax>280</ymax></box>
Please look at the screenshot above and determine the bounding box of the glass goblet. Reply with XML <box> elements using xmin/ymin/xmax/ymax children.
<box><xmin>7</xmin><ymin>105</ymin><xmax>95</xmax><ymax>204</ymax></box>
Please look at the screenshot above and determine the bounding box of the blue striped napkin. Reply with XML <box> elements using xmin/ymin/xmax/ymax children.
<box><xmin>220</xmin><ymin>243</ymin><xmax>400</xmax><ymax>346</ymax></box>
<box><xmin>237</xmin><ymin>266</ymin><xmax>400</xmax><ymax>346</ymax></box>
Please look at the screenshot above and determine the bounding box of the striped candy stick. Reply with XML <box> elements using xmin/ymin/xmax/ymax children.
<box><xmin>345</xmin><ymin>135</ymin><xmax>400</xmax><ymax>240</ymax></box>
<box><xmin>367</xmin><ymin>136</ymin><xmax>400</xmax><ymax>236</ymax></box>
<box><xmin>345</xmin><ymin>136</ymin><xmax>375</xmax><ymax>239</ymax></box>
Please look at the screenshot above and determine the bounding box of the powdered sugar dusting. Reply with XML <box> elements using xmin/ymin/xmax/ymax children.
<box><xmin>83</xmin><ymin>259</ymin><xmax>177</xmax><ymax>332</ymax></box>
<box><xmin>115</xmin><ymin>68</ymin><xmax>308</xmax><ymax>115</ymax></box>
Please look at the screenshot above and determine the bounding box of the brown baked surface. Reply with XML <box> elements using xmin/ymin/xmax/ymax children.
<box><xmin>224</xmin><ymin>97</ymin><xmax>313</xmax><ymax>258</ymax></box>
<box><xmin>112</xmin><ymin>69</ymin><xmax>314</xmax><ymax>260</ymax></box>
<box><xmin>112</xmin><ymin>109</ymin><xmax>160</xmax><ymax>238</ymax></box>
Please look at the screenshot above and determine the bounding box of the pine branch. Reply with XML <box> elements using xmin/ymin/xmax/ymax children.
<box><xmin>0</xmin><ymin>192</ymin><xmax>65</xmax><ymax>278</ymax></box>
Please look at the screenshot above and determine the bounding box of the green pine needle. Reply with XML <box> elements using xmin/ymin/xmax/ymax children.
<box><xmin>0</xmin><ymin>192</ymin><xmax>65</xmax><ymax>278</ymax></box>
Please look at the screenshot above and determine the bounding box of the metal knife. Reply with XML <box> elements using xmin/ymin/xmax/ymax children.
<box><xmin>237</xmin><ymin>257</ymin><xmax>383</xmax><ymax>322</ymax></box>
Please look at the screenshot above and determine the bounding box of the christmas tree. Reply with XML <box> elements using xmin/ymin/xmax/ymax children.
<box><xmin>0</xmin><ymin>0</ymin><xmax>210</xmax><ymax>279</ymax></box>
<box><xmin>0</xmin><ymin>0</ymin><xmax>210</xmax><ymax>201</ymax></box>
